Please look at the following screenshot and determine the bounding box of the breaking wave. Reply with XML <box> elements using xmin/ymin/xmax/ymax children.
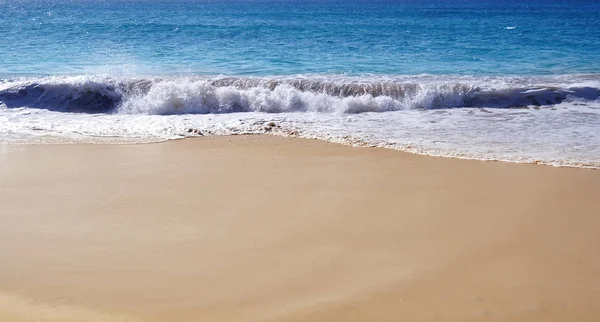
<box><xmin>1</xmin><ymin>75</ymin><xmax>599</xmax><ymax>114</ymax></box>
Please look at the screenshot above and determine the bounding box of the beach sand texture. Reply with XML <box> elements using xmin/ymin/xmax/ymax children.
<box><xmin>0</xmin><ymin>135</ymin><xmax>599</xmax><ymax>322</ymax></box>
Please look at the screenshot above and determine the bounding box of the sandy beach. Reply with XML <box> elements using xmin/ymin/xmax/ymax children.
<box><xmin>0</xmin><ymin>135</ymin><xmax>599</xmax><ymax>322</ymax></box>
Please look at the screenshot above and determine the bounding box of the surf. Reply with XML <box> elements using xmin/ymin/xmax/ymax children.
<box><xmin>2</xmin><ymin>75</ymin><xmax>599</xmax><ymax>115</ymax></box>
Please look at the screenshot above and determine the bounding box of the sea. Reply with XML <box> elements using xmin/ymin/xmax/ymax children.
<box><xmin>1</xmin><ymin>0</ymin><xmax>599</xmax><ymax>168</ymax></box>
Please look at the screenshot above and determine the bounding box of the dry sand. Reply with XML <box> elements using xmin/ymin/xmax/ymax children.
<box><xmin>0</xmin><ymin>135</ymin><xmax>599</xmax><ymax>322</ymax></box>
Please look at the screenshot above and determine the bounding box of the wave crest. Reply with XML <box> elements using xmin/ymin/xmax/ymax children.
<box><xmin>1</xmin><ymin>75</ymin><xmax>599</xmax><ymax>114</ymax></box>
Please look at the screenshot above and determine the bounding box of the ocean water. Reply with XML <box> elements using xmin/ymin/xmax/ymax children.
<box><xmin>1</xmin><ymin>0</ymin><xmax>599</xmax><ymax>167</ymax></box>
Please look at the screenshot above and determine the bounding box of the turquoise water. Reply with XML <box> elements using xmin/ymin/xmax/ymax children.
<box><xmin>1</xmin><ymin>0</ymin><xmax>600</xmax><ymax>168</ymax></box>
<box><xmin>2</xmin><ymin>0</ymin><xmax>600</xmax><ymax>76</ymax></box>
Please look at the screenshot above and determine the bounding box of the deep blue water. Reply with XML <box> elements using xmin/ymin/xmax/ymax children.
<box><xmin>1</xmin><ymin>0</ymin><xmax>600</xmax><ymax>76</ymax></box>
<box><xmin>1</xmin><ymin>0</ymin><xmax>600</xmax><ymax>167</ymax></box>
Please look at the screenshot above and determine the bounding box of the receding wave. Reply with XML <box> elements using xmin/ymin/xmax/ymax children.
<box><xmin>1</xmin><ymin>75</ymin><xmax>599</xmax><ymax>114</ymax></box>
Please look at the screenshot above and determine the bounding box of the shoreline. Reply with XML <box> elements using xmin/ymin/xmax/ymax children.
<box><xmin>2</xmin><ymin>74</ymin><xmax>600</xmax><ymax>170</ymax></box>
<box><xmin>3</xmin><ymin>133</ymin><xmax>599</xmax><ymax>170</ymax></box>
<box><xmin>1</xmin><ymin>135</ymin><xmax>599</xmax><ymax>321</ymax></box>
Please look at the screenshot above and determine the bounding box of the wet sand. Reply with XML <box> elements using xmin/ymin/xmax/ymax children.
<box><xmin>0</xmin><ymin>135</ymin><xmax>599</xmax><ymax>322</ymax></box>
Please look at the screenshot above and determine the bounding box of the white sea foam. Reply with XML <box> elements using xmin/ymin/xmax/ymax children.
<box><xmin>1</xmin><ymin>74</ymin><xmax>599</xmax><ymax>168</ymax></box>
